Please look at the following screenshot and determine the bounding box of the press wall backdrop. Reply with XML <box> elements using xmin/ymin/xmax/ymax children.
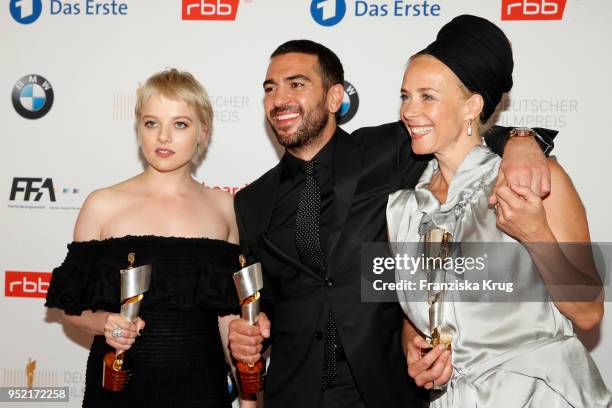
<box><xmin>2</xmin><ymin>0</ymin><xmax>611</xmax><ymax>406</ymax></box>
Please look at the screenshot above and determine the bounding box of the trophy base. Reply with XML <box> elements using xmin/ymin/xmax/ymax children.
<box><xmin>102</xmin><ymin>352</ymin><xmax>133</xmax><ymax>391</ymax></box>
<box><xmin>236</xmin><ymin>359</ymin><xmax>265</xmax><ymax>393</ymax></box>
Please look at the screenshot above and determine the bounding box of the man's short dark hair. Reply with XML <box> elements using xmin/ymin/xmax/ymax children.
<box><xmin>271</xmin><ymin>39</ymin><xmax>344</xmax><ymax>90</ymax></box>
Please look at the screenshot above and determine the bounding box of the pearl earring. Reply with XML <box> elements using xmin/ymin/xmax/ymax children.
<box><xmin>467</xmin><ymin>119</ymin><xmax>473</xmax><ymax>137</ymax></box>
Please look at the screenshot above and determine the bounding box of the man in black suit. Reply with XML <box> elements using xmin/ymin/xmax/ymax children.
<box><xmin>229</xmin><ymin>40</ymin><xmax>553</xmax><ymax>408</ymax></box>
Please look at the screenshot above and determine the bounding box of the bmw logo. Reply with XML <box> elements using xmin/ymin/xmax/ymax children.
<box><xmin>337</xmin><ymin>80</ymin><xmax>359</xmax><ymax>125</ymax></box>
<box><xmin>310</xmin><ymin>0</ymin><xmax>346</xmax><ymax>27</ymax></box>
<box><xmin>9</xmin><ymin>0</ymin><xmax>43</xmax><ymax>25</ymax></box>
<box><xmin>12</xmin><ymin>74</ymin><xmax>54</xmax><ymax>119</ymax></box>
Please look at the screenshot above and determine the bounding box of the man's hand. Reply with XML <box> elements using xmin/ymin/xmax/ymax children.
<box><xmin>406</xmin><ymin>334</ymin><xmax>452</xmax><ymax>390</ymax></box>
<box><xmin>228</xmin><ymin>312</ymin><xmax>270</xmax><ymax>364</ymax></box>
<box><xmin>489</xmin><ymin>136</ymin><xmax>550</xmax><ymax>205</ymax></box>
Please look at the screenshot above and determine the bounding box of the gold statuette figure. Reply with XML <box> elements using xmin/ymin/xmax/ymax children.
<box><xmin>26</xmin><ymin>358</ymin><xmax>36</xmax><ymax>390</ymax></box>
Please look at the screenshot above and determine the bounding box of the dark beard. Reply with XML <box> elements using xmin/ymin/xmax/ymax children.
<box><xmin>269</xmin><ymin>100</ymin><xmax>329</xmax><ymax>149</ymax></box>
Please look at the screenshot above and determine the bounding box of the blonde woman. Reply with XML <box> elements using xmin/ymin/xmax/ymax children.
<box><xmin>46</xmin><ymin>69</ymin><xmax>254</xmax><ymax>407</ymax></box>
<box><xmin>387</xmin><ymin>15</ymin><xmax>610</xmax><ymax>407</ymax></box>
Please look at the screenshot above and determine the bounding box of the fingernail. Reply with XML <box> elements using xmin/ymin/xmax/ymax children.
<box><xmin>437</xmin><ymin>345</ymin><xmax>446</xmax><ymax>352</ymax></box>
<box><xmin>137</xmin><ymin>328</ymin><xmax>143</xmax><ymax>336</ymax></box>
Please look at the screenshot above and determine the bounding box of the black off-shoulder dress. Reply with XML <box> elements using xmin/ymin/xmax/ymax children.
<box><xmin>45</xmin><ymin>235</ymin><xmax>241</xmax><ymax>408</ymax></box>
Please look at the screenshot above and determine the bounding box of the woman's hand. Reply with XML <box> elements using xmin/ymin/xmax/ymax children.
<box><xmin>495</xmin><ymin>183</ymin><xmax>554</xmax><ymax>243</ymax></box>
<box><xmin>103</xmin><ymin>314</ymin><xmax>145</xmax><ymax>351</ymax></box>
<box><xmin>406</xmin><ymin>334</ymin><xmax>452</xmax><ymax>390</ymax></box>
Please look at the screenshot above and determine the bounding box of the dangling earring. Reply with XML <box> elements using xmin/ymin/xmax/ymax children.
<box><xmin>467</xmin><ymin>119</ymin><xmax>473</xmax><ymax>137</ymax></box>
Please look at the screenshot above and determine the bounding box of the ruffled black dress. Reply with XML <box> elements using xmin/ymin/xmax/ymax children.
<box><xmin>45</xmin><ymin>236</ymin><xmax>241</xmax><ymax>408</ymax></box>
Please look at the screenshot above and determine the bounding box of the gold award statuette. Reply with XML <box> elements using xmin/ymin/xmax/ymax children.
<box><xmin>26</xmin><ymin>358</ymin><xmax>36</xmax><ymax>390</ymax></box>
<box><xmin>424</xmin><ymin>229</ymin><xmax>453</xmax><ymax>352</ymax></box>
<box><xmin>102</xmin><ymin>252</ymin><xmax>151</xmax><ymax>391</ymax></box>
<box><xmin>232</xmin><ymin>255</ymin><xmax>265</xmax><ymax>394</ymax></box>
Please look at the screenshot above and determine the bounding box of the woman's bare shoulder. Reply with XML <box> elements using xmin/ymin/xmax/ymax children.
<box><xmin>81</xmin><ymin>177</ymin><xmax>141</xmax><ymax>213</ymax></box>
<box><xmin>198</xmin><ymin>185</ymin><xmax>238</xmax><ymax>243</ymax></box>
<box><xmin>73</xmin><ymin>176</ymin><xmax>142</xmax><ymax>241</ymax></box>
<box><xmin>202</xmin><ymin>185</ymin><xmax>233</xmax><ymax>207</ymax></box>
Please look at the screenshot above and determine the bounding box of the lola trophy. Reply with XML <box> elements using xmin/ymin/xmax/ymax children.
<box><xmin>232</xmin><ymin>255</ymin><xmax>265</xmax><ymax>393</ymax></box>
<box><xmin>424</xmin><ymin>228</ymin><xmax>453</xmax><ymax>351</ymax></box>
<box><xmin>102</xmin><ymin>252</ymin><xmax>151</xmax><ymax>391</ymax></box>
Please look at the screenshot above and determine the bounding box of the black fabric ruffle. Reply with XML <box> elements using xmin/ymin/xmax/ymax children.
<box><xmin>45</xmin><ymin>235</ymin><xmax>241</xmax><ymax>316</ymax></box>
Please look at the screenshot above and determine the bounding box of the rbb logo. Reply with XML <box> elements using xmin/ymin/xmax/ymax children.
<box><xmin>182</xmin><ymin>0</ymin><xmax>239</xmax><ymax>21</ymax></box>
<box><xmin>5</xmin><ymin>271</ymin><xmax>51</xmax><ymax>298</ymax></box>
<box><xmin>502</xmin><ymin>0</ymin><xmax>566</xmax><ymax>20</ymax></box>
<box><xmin>9</xmin><ymin>178</ymin><xmax>56</xmax><ymax>202</ymax></box>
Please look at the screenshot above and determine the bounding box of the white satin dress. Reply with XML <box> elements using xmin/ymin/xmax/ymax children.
<box><xmin>387</xmin><ymin>145</ymin><xmax>611</xmax><ymax>407</ymax></box>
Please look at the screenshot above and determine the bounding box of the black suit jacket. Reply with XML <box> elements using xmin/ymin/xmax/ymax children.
<box><xmin>234</xmin><ymin>121</ymin><xmax>554</xmax><ymax>407</ymax></box>
<box><xmin>235</xmin><ymin>122</ymin><xmax>427</xmax><ymax>408</ymax></box>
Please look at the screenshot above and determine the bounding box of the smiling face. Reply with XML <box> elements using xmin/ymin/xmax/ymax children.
<box><xmin>400</xmin><ymin>54</ymin><xmax>481</xmax><ymax>156</ymax></box>
<box><xmin>138</xmin><ymin>93</ymin><xmax>206</xmax><ymax>173</ymax></box>
<box><xmin>263</xmin><ymin>52</ymin><xmax>339</xmax><ymax>149</ymax></box>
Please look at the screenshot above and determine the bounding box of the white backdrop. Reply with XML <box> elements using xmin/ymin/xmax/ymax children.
<box><xmin>2</xmin><ymin>0</ymin><xmax>611</xmax><ymax>406</ymax></box>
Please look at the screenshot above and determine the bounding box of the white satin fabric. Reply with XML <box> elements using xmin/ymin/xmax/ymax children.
<box><xmin>387</xmin><ymin>145</ymin><xmax>611</xmax><ymax>407</ymax></box>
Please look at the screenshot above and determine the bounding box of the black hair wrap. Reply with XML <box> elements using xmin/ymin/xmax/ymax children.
<box><xmin>421</xmin><ymin>14</ymin><xmax>513</xmax><ymax>122</ymax></box>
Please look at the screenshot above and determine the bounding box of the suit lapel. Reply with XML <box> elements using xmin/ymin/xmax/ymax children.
<box><xmin>327</xmin><ymin>128</ymin><xmax>364</xmax><ymax>258</ymax></box>
<box><xmin>261</xmin><ymin>234</ymin><xmax>320</xmax><ymax>279</ymax></box>
<box><xmin>251</xmin><ymin>165</ymin><xmax>281</xmax><ymax>240</ymax></box>
<box><xmin>245</xmin><ymin>163</ymin><xmax>322</xmax><ymax>280</ymax></box>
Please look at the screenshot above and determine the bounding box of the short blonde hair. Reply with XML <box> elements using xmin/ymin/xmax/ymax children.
<box><xmin>135</xmin><ymin>68</ymin><xmax>213</xmax><ymax>162</ymax></box>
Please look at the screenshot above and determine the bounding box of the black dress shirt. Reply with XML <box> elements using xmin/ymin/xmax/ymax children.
<box><xmin>267</xmin><ymin>135</ymin><xmax>336</xmax><ymax>265</ymax></box>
